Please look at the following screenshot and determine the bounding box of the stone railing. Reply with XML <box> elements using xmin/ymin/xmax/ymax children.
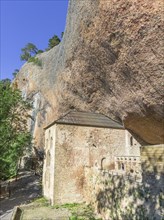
<box><xmin>115</xmin><ymin>156</ymin><xmax>141</xmax><ymax>176</ymax></box>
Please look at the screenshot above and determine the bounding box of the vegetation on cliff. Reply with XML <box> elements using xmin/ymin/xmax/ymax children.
<box><xmin>20</xmin><ymin>43</ymin><xmax>39</xmax><ymax>61</ymax></box>
<box><xmin>13</xmin><ymin>33</ymin><xmax>62</xmax><ymax>70</ymax></box>
<box><xmin>20</xmin><ymin>34</ymin><xmax>61</xmax><ymax>61</ymax></box>
<box><xmin>0</xmin><ymin>79</ymin><xmax>32</xmax><ymax>180</ymax></box>
<box><xmin>46</xmin><ymin>34</ymin><xmax>61</xmax><ymax>50</ymax></box>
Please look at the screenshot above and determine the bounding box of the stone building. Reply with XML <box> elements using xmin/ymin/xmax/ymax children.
<box><xmin>43</xmin><ymin>111</ymin><xmax>141</xmax><ymax>205</ymax></box>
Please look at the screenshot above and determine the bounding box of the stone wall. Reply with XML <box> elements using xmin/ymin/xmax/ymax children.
<box><xmin>43</xmin><ymin>123</ymin><xmax>141</xmax><ymax>205</ymax></box>
<box><xmin>141</xmin><ymin>145</ymin><xmax>164</xmax><ymax>219</ymax></box>
<box><xmin>42</xmin><ymin>125</ymin><xmax>56</xmax><ymax>202</ymax></box>
<box><xmin>84</xmin><ymin>167</ymin><xmax>143</xmax><ymax>219</ymax></box>
<box><xmin>55</xmin><ymin>124</ymin><xmax>129</xmax><ymax>204</ymax></box>
<box><xmin>83</xmin><ymin>145</ymin><xmax>164</xmax><ymax>219</ymax></box>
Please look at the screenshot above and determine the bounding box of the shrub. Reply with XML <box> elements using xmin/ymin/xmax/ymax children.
<box><xmin>28</xmin><ymin>57</ymin><xmax>42</xmax><ymax>67</ymax></box>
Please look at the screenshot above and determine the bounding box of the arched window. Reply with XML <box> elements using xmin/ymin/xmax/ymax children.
<box><xmin>121</xmin><ymin>163</ymin><xmax>125</xmax><ymax>170</ymax></box>
<box><xmin>101</xmin><ymin>157</ymin><xmax>106</xmax><ymax>170</ymax></box>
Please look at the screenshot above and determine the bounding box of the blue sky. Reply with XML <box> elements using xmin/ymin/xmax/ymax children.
<box><xmin>0</xmin><ymin>0</ymin><xmax>69</xmax><ymax>80</ymax></box>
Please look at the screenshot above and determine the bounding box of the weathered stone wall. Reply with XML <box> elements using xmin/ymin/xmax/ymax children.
<box><xmin>43</xmin><ymin>123</ymin><xmax>141</xmax><ymax>205</ymax></box>
<box><xmin>43</xmin><ymin>125</ymin><xmax>163</xmax><ymax>219</ymax></box>
<box><xmin>141</xmin><ymin>145</ymin><xmax>164</xmax><ymax>219</ymax></box>
<box><xmin>54</xmin><ymin>124</ymin><xmax>127</xmax><ymax>204</ymax></box>
<box><xmin>42</xmin><ymin>125</ymin><xmax>56</xmax><ymax>202</ymax></box>
<box><xmin>83</xmin><ymin>145</ymin><xmax>164</xmax><ymax>219</ymax></box>
<box><xmin>84</xmin><ymin>168</ymin><xmax>142</xmax><ymax>219</ymax></box>
<box><xmin>84</xmin><ymin>168</ymin><xmax>163</xmax><ymax>219</ymax></box>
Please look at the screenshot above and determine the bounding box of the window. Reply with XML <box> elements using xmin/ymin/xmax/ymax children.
<box><xmin>101</xmin><ymin>157</ymin><xmax>106</xmax><ymax>170</ymax></box>
<box><xmin>130</xmin><ymin>136</ymin><xmax>133</xmax><ymax>146</ymax></box>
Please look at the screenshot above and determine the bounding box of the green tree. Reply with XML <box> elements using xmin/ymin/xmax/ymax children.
<box><xmin>20</xmin><ymin>43</ymin><xmax>38</xmax><ymax>61</ymax></box>
<box><xmin>47</xmin><ymin>34</ymin><xmax>61</xmax><ymax>50</ymax></box>
<box><xmin>28</xmin><ymin>57</ymin><xmax>42</xmax><ymax>67</ymax></box>
<box><xmin>0</xmin><ymin>80</ymin><xmax>32</xmax><ymax>180</ymax></box>
<box><xmin>37</xmin><ymin>50</ymin><xmax>44</xmax><ymax>54</ymax></box>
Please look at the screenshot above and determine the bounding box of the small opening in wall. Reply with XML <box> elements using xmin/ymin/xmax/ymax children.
<box><xmin>48</xmin><ymin>130</ymin><xmax>51</xmax><ymax>140</ymax></box>
<box><xmin>93</xmin><ymin>144</ymin><xmax>96</xmax><ymax>148</ymax></box>
<box><xmin>121</xmin><ymin>163</ymin><xmax>125</xmax><ymax>170</ymax></box>
<box><xmin>130</xmin><ymin>136</ymin><xmax>133</xmax><ymax>146</ymax></box>
<box><xmin>101</xmin><ymin>157</ymin><xmax>106</xmax><ymax>170</ymax></box>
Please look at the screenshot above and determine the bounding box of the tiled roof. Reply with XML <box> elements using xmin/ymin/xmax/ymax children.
<box><xmin>45</xmin><ymin>111</ymin><xmax>124</xmax><ymax>129</ymax></box>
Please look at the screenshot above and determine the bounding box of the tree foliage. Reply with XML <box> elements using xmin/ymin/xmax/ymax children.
<box><xmin>37</xmin><ymin>50</ymin><xmax>44</xmax><ymax>54</ymax></box>
<box><xmin>20</xmin><ymin>33</ymin><xmax>62</xmax><ymax>63</ymax></box>
<box><xmin>28</xmin><ymin>57</ymin><xmax>42</xmax><ymax>67</ymax></box>
<box><xmin>0</xmin><ymin>80</ymin><xmax>32</xmax><ymax>180</ymax></box>
<box><xmin>47</xmin><ymin>34</ymin><xmax>61</xmax><ymax>50</ymax></box>
<box><xmin>20</xmin><ymin>43</ymin><xmax>38</xmax><ymax>61</ymax></box>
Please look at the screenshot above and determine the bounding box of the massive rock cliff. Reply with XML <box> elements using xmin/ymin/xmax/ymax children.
<box><xmin>15</xmin><ymin>0</ymin><xmax>164</xmax><ymax>147</ymax></box>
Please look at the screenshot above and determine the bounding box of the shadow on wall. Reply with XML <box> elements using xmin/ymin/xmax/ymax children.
<box><xmin>95</xmin><ymin>147</ymin><xmax>164</xmax><ymax>220</ymax></box>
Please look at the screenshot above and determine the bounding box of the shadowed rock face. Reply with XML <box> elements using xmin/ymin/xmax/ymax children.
<box><xmin>15</xmin><ymin>0</ymin><xmax>164</xmax><ymax>146</ymax></box>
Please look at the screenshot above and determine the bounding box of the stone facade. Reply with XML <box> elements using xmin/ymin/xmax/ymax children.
<box><xmin>83</xmin><ymin>145</ymin><xmax>164</xmax><ymax>219</ymax></box>
<box><xmin>43</xmin><ymin>121</ymin><xmax>140</xmax><ymax>205</ymax></box>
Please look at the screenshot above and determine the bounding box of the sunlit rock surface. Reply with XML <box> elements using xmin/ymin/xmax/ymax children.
<box><xmin>15</xmin><ymin>0</ymin><xmax>164</xmax><ymax>147</ymax></box>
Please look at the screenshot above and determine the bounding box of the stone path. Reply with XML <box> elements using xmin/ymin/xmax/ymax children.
<box><xmin>0</xmin><ymin>172</ymin><xmax>41</xmax><ymax>220</ymax></box>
